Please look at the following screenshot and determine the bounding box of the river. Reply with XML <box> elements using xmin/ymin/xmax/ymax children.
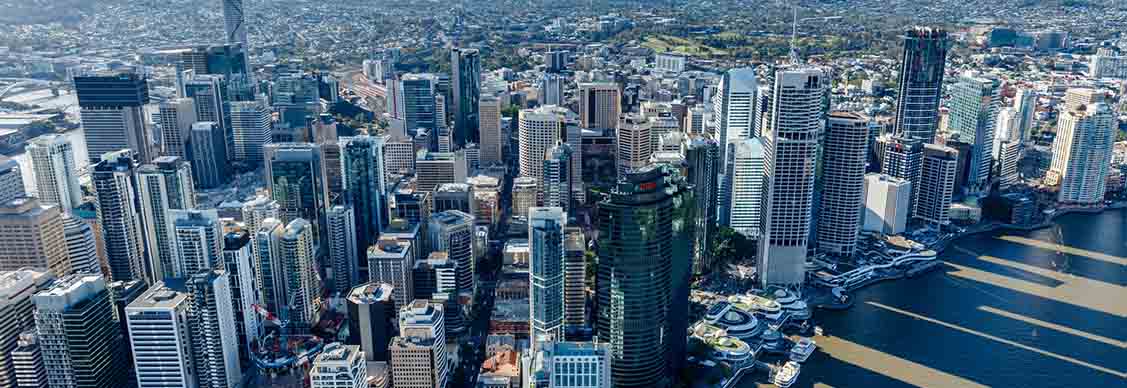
<box><xmin>750</xmin><ymin>209</ymin><xmax>1127</xmax><ymax>387</ymax></box>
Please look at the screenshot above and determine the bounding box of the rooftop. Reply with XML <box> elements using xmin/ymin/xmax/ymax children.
<box><xmin>349</xmin><ymin>282</ymin><xmax>394</xmax><ymax>304</ymax></box>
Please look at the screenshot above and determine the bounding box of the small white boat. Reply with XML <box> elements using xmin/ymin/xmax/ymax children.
<box><xmin>773</xmin><ymin>361</ymin><xmax>801</xmax><ymax>387</ymax></box>
<box><xmin>789</xmin><ymin>337</ymin><xmax>816</xmax><ymax>362</ymax></box>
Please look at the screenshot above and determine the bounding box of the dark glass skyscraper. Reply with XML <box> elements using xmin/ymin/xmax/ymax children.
<box><xmin>893</xmin><ymin>27</ymin><xmax>950</xmax><ymax>142</ymax></box>
<box><xmin>595</xmin><ymin>164</ymin><xmax>695</xmax><ymax>388</ymax></box>
<box><xmin>451</xmin><ymin>48</ymin><xmax>481</xmax><ymax>146</ymax></box>
<box><xmin>685</xmin><ymin>136</ymin><xmax>720</xmax><ymax>275</ymax></box>
<box><xmin>265</xmin><ymin>143</ymin><xmax>329</xmax><ymax>245</ymax></box>
<box><xmin>341</xmin><ymin>135</ymin><xmax>387</xmax><ymax>281</ymax></box>
<box><xmin>74</xmin><ymin>72</ymin><xmax>153</xmax><ymax>164</ymax></box>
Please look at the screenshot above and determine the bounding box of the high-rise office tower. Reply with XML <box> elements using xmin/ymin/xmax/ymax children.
<box><xmin>512</xmin><ymin>177</ymin><xmax>538</xmax><ymax>219</ymax></box>
<box><xmin>616</xmin><ymin>113</ymin><xmax>654</xmax><ymax>179</ymax></box>
<box><xmin>0</xmin><ymin>198</ymin><xmax>69</xmax><ymax>276</ymax></box>
<box><xmin>757</xmin><ymin>66</ymin><xmax>826</xmax><ymax>287</ymax></box>
<box><xmin>390</xmin><ymin>300</ymin><xmax>449</xmax><ymax>388</ymax></box>
<box><xmin>27</xmin><ymin>134</ymin><xmax>82</xmax><ymax>211</ymax></box>
<box><xmin>721</xmin><ymin>137</ymin><xmax>767</xmax><ymax>238</ymax></box>
<box><xmin>62</xmin><ymin>215</ymin><xmax>101</xmax><ymax>275</ymax></box>
<box><xmin>222</xmin><ymin>0</ymin><xmax>248</xmax><ymax>46</ymax></box>
<box><xmin>0</xmin><ymin>159</ymin><xmax>24</xmax><ymax>205</ymax></box>
<box><xmin>451</xmin><ymin>48</ymin><xmax>481</xmax><ymax>145</ymax></box>
<box><xmin>327</xmin><ymin>205</ymin><xmax>359</xmax><ymax>293</ymax></box>
<box><xmin>543</xmin><ymin>145</ymin><xmax>573</xmax><ymax>213</ymax></box>
<box><xmin>186</xmin><ymin>271</ymin><xmax>242</xmax><ymax>388</ymax></box>
<box><xmin>220</xmin><ymin>231</ymin><xmax>260</xmax><ymax>365</ymax></box>
<box><xmin>265</xmin><ymin>143</ymin><xmax>329</xmax><ymax>244</ymax></box>
<box><xmin>997</xmin><ymin>138</ymin><xmax>1022</xmax><ymax>189</ymax></box>
<box><xmin>183</xmin><ymin>75</ymin><xmax>232</xmax><ymax>160</ymax></box>
<box><xmin>158</xmin><ymin>98</ymin><xmax>197</xmax><ymax>158</ymax></box>
<box><xmin>862</xmin><ymin>174</ymin><xmax>912</xmax><ymax>235</ymax></box>
<box><xmin>529</xmin><ymin>342</ymin><xmax>612</xmax><ymax>388</ymax></box>
<box><xmin>190</xmin><ymin>121</ymin><xmax>229</xmax><ymax>189</ymax></box>
<box><xmin>539</xmin><ymin>74</ymin><xmax>566</xmax><ymax>106</ymax></box>
<box><xmin>254</xmin><ymin>218</ymin><xmax>286</xmax><ymax>316</ymax></box>
<box><xmin>93</xmin><ymin>150</ymin><xmax>147</xmax><ymax>282</ymax></box>
<box><xmin>241</xmin><ymin>195</ymin><xmax>278</xmax><ymax>250</ymax></box>
<box><xmin>948</xmin><ymin>72</ymin><xmax>1001</xmax><ymax>196</ymax></box>
<box><xmin>137</xmin><ymin>156</ymin><xmax>196</xmax><ymax>279</ymax></box>
<box><xmin>562</xmin><ymin>228</ymin><xmax>586</xmax><ymax>332</ymax></box>
<box><xmin>415</xmin><ymin>150</ymin><xmax>467</xmax><ymax>193</ymax></box>
<box><xmin>171</xmin><ymin>209</ymin><xmax>222</xmax><ymax>276</ymax></box>
<box><xmin>388</xmin><ymin>184</ymin><xmax>433</xmax><ymax>226</ymax></box>
<box><xmin>545</xmin><ymin>51</ymin><xmax>567</xmax><ymax>73</ymax></box>
<box><xmin>347</xmin><ymin>283</ymin><xmax>397</xmax><ymax>362</ymax></box>
<box><xmin>176</xmin><ymin>44</ymin><xmax>251</xmax><ymax>86</ymax></box>
<box><xmin>383</xmin><ymin>135</ymin><xmax>416</xmax><ymax>179</ymax></box>
<box><xmin>579</xmin><ymin>83</ymin><xmax>621</xmax><ymax>130</ymax></box>
<box><xmin>478</xmin><ymin>95</ymin><xmax>504</xmax><ymax>165</ymax></box>
<box><xmin>434</xmin><ymin>184</ymin><xmax>472</xmax><ymax>215</ymax></box>
<box><xmin>1062</xmin><ymin>87</ymin><xmax>1106</xmax><ymax>112</ymax></box>
<box><xmin>565</xmin><ymin>125</ymin><xmax>585</xmax><ymax>204</ymax></box>
<box><xmin>310</xmin><ymin>344</ymin><xmax>367</xmax><ymax>388</ymax></box>
<box><xmin>33</xmin><ymin>274</ymin><xmax>126</xmax><ymax>388</ymax></box>
<box><xmin>75</xmin><ymin>71</ymin><xmax>154</xmax><ymax>164</ymax></box>
<box><xmin>684</xmin><ymin>137</ymin><xmax>720</xmax><ymax>274</ymax></box>
<box><xmin>397</xmin><ymin>74</ymin><xmax>440</xmax><ymax>136</ymax></box>
<box><xmin>711</xmin><ymin>67</ymin><xmax>757</xmax><ymax>165</ymax></box>
<box><xmin>341</xmin><ymin>135</ymin><xmax>387</xmax><ymax>276</ymax></box>
<box><xmin>279</xmin><ymin>218</ymin><xmax>321</xmax><ymax>328</ymax></box>
<box><xmin>11</xmin><ymin>331</ymin><xmax>47</xmax><ymax>388</ymax></box>
<box><xmin>468</xmin><ymin>175</ymin><xmax>501</xmax><ymax>227</ymax></box>
<box><xmin>595</xmin><ymin>165</ymin><xmax>694</xmax><ymax>388</ymax></box>
<box><xmin>893</xmin><ymin>27</ymin><xmax>950</xmax><ymax>142</ymax></box>
<box><xmin>428</xmin><ymin>210</ymin><xmax>475</xmax><ymax>301</ymax></box>
<box><xmin>125</xmin><ymin>282</ymin><xmax>195</xmax><ymax>388</ymax></box>
<box><xmin>1012</xmin><ymin>88</ymin><xmax>1037</xmax><ymax>144</ymax></box>
<box><xmin>0</xmin><ymin>270</ymin><xmax>52</xmax><ymax>388</ymax></box>
<box><xmin>519</xmin><ymin>105</ymin><xmax>567</xmax><ymax>190</ymax></box>
<box><xmin>411</xmin><ymin>253</ymin><xmax>457</xmax><ymax>301</ymax></box>
<box><xmin>817</xmin><ymin>112</ymin><xmax>869</xmax><ymax>257</ymax></box>
<box><xmin>917</xmin><ymin>144</ymin><xmax>958</xmax><ymax>226</ymax></box>
<box><xmin>878</xmin><ymin>135</ymin><xmax>924</xmax><ymax>217</ymax></box>
<box><xmin>529</xmin><ymin>207</ymin><xmax>566</xmax><ymax>350</ymax></box>
<box><xmin>1048</xmin><ymin>101</ymin><xmax>1116</xmax><ymax>204</ymax></box>
<box><xmin>108</xmin><ymin>279</ymin><xmax>145</xmax><ymax>388</ymax></box>
<box><xmin>229</xmin><ymin>101</ymin><xmax>272</xmax><ymax>164</ymax></box>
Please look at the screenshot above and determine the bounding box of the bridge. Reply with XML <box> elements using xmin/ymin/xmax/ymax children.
<box><xmin>0</xmin><ymin>78</ymin><xmax>58</xmax><ymax>101</ymax></box>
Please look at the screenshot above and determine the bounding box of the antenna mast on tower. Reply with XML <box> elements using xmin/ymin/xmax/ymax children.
<box><xmin>789</xmin><ymin>6</ymin><xmax>800</xmax><ymax>64</ymax></box>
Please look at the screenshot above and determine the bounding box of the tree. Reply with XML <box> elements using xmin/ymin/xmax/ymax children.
<box><xmin>713</xmin><ymin>227</ymin><xmax>755</xmax><ymax>264</ymax></box>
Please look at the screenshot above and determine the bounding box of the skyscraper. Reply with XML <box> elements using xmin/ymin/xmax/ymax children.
<box><xmin>721</xmin><ymin>137</ymin><xmax>767</xmax><ymax>239</ymax></box>
<box><xmin>529</xmin><ymin>207</ymin><xmax>566</xmax><ymax>350</ymax></box>
<box><xmin>27</xmin><ymin>134</ymin><xmax>82</xmax><ymax>212</ymax></box>
<box><xmin>33</xmin><ymin>274</ymin><xmax>126</xmax><ymax>388</ymax></box>
<box><xmin>616</xmin><ymin>113</ymin><xmax>653</xmax><ymax>178</ymax></box>
<box><xmin>595</xmin><ymin>165</ymin><xmax>694</xmax><ymax>388</ymax></box>
<box><xmin>11</xmin><ymin>331</ymin><xmax>47</xmax><ymax>388</ymax></box>
<box><xmin>183</xmin><ymin>75</ymin><xmax>232</xmax><ymax>160</ymax></box>
<box><xmin>711</xmin><ymin>67</ymin><xmax>757</xmax><ymax>163</ymax></box>
<box><xmin>540</xmin><ymin>73</ymin><xmax>566</xmax><ymax>107</ymax></box>
<box><xmin>62</xmin><ymin>215</ymin><xmax>102</xmax><ymax>275</ymax></box>
<box><xmin>893</xmin><ymin>27</ymin><xmax>950</xmax><ymax>142</ymax></box>
<box><xmin>758</xmin><ymin>66</ymin><xmax>826</xmax><ymax>287</ymax></box>
<box><xmin>0</xmin><ymin>270</ymin><xmax>52</xmax><ymax>388</ymax></box>
<box><xmin>190</xmin><ymin>121</ymin><xmax>229</xmax><ymax>189</ymax></box>
<box><xmin>878</xmin><ymin>135</ymin><xmax>924</xmax><ymax>218</ymax></box>
<box><xmin>92</xmin><ymin>150</ymin><xmax>147</xmax><ymax>283</ymax></box>
<box><xmin>229</xmin><ymin>101</ymin><xmax>272</xmax><ymax>164</ymax></box>
<box><xmin>74</xmin><ymin>71</ymin><xmax>154</xmax><ymax>164</ymax></box>
<box><xmin>451</xmin><ymin>48</ymin><xmax>481</xmax><ymax>146</ymax></box>
<box><xmin>341</xmin><ymin>135</ymin><xmax>387</xmax><ymax>277</ymax></box>
<box><xmin>222</xmin><ymin>0</ymin><xmax>248</xmax><ymax>46</ymax></box>
<box><xmin>862</xmin><ymin>174</ymin><xmax>912</xmax><ymax>235</ymax></box>
<box><xmin>478</xmin><ymin>95</ymin><xmax>504</xmax><ymax>165</ymax></box>
<box><xmin>171</xmin><ymin>209</ymin><xmax>222</xmax><ymax>276</ymax></box>
<box><xmin>415</xmin><ymin>150</ymin><xmax>467</xmax><ymax>193</ymax></box>
<box><xmin>220</xmin><ymin>231</ymin><xmax>260</xmax><ymax>365</ymax></box>
<box><xmin>389</xmin><ymin>300</ymin><xmax>449</xmax><ymax>388</ymax></box>
<box><xmin>279</xmin><ymin>218</ymin><xmax>321</xmax><ymax>328</ymax></box>
<box><xmin>0</xmin><ymin>198</ymin><xmax>69</xmax><ymax>276</ymax></box>
<box><xmin>519</xmin><ymin>105</ymin><xmax>567</xmax><ymax>191</ymax></box>
<box><xmin>265</xmin><ymin>143</ymin><xmax>329</xmax><ymax>244</ymax></box>
<box><xmin>0</xmin><ymin>158</ymin><xmax>24</xmax><ymax>205</ymax></box>
<box><xmin>186</xmin><ymin>271</ymin><xmax>242</xmax><ymax>388</ymax></box>
<box><xmin>1012</xmin><ymin>88</ymin><xmax>1037</xmax><ymax>144</ymax></box>
<box><xmin>1048</xmin><ymin>101</ymin><xmax>1116</xmax><ymax>204</ymax></box>
<box><xmin>397</xmin><ymin>74</ymin><xmax>440</xmax><ymax>137</ymax></box>
<box><xmin>527</xmin><ymin>342</ymin><xmax>612</xmax><ymax>388</ymax></box>
<box><xmin>917</xmin><ymin>144</ymin><xmax>958</xmax><ymax>226</ymax></box>
<box><xmin>125</xmin><ymin>282</ymin><xmax>195</xmax><ymax>388</ymax></box>
<box><xmin>579</xmin><ymin>83</ymin><xmax>620</xmax><ymax>130</ymax></box>
<box><xmin>542</xmin><ymin>145</ymin><xmax>573</xmax><ymax>213</ymax></box>
<box><xmin>428</xmin><ymin>210</ymin><xmax>475</xmax><ymax>303</ymax></box>
<box><xmin>562</xmin><ymin>228</ymin><xmax>586</xmax><ymax>333</ymax></box>
<box><xmin>254</xmin><ymin>218</ymin><xmax>286</xmax><ymax>316</ymax></box>
<box><xmin>327</xmin><ymin>205</ymin><xmax>358</xmax><ymax>292</ymax></box>
<box><xmin>685</xmin><ymin>137</ymin><xmax>720</xmax><ymax>274</ymax></box>
<box><xmin>346</xmin><ymin>282</ymin><xmax>397</xmax><ymax>362</ymax></box>
<box><xmin>817</xmin><ymin>112</ymin><xmax>869</xmax><ymax>257</ymax></box>
<box><xmin>157</xmin><ymin>98</ymin><xmax>197</xmax><ymax>158</ymax></box>
<box><xmin>948</xmin><ymin>73</ymin><xmax>1001</xmax><ymax>196</ymax></box>
<box><xmin>136</xmin><ymin>156</ymin><xmax>196</xmax><ymax>279</ymax></box>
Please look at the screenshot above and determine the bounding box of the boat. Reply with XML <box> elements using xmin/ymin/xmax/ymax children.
<box><xmin>789</xmin><ymin>337</ymin><xmax>816</xmax><ymax>362</ymax></box>
<box><xmin>773</xmin><ymin>361</ymin><xmax>801</xmax><ymax>387</ymax></box>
